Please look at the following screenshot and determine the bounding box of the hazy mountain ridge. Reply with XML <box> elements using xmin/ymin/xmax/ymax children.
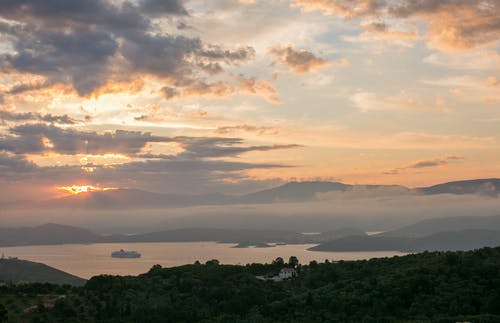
<box><xmin>310</xmin><ymin>229</ymin><xmax>500</xmax><ymax>253</ymax></box>
<box><xmin>381</xmin><ymin>214</ymin><xmax>500</xmax><ymax>238</ymax></box>
<box><xmin>0</xmin><ymin>224</ymin><xmax>365</xmax><ymax>247</ymax></box>
<box><xmin>0</xmin><ymin>258</ymin><xmax>86</xmax><ymax>286</ymax></box>
<box><xmin>417</xmin><ymin>178</ymin><xmax>500</xmax><ymax>196</ymax></box>
<box><xmin>12</xmin><ymin>178</ymin><xmax>500</xmax><ymax>210</ymax></box>
<box><xmin>311</xmin><ymin>214</ymin><xmax>500</xmax><ymax>252</ymax></box>
<box><xmin>0</xmin><ymin>223</ymin><xmax>103</xmax><ymax>246</ymax></box>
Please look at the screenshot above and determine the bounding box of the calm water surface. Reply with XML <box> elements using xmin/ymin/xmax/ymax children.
<box><xmin>0</xmin><ymin>242</ymin><xmax>405</xmax><ymax>279</ymax></box>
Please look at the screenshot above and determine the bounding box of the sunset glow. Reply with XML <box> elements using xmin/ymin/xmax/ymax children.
<box><xmin>0</xmin><ymin>3</ymin><xmax>499</xmax><ymax>318</ymax></box>
<box><xmin>0</xmin><ymin>0</ymin><xmax>497</xmax><ymax>200</ymax></box>
<box><xmin>57</xmin><ymin>185</ymin><xmax>118</xmax><ymax>195</ymax></box>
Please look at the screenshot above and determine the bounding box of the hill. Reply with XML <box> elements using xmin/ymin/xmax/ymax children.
<box><xmin>0</xmin><ymin>223</ymin><xmax>103</xmax><ymax>246</ymax></box>
<box><xmin>0</xmin><ymin>223</ymin><xmax>364</xmax><ymax>247</ymax></box>
<box><xmin>0</xmin><ymin>258</ymin><xmax>85</xmax><ymax>286</ymax></box>
<box><xmin>309</xmin><ymin>229</ymin><xmax>500</xmax><ymax>252</ymax></box>
<box><xmin>382</xmin><ymin>214</ymin><xmax>500</xmax><ymax>238</ymax></box>
<box><xmin>417</xmin><ymin>178</ymin><xmax>500</xmax><ymax>196</ymax></box>
<box><xmin>6</xmin><ymin>246</ymin><xmax>500</xmax><ymax>322</ymax></box>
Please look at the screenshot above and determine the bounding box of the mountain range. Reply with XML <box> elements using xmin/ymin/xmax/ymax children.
<box><xmin>1</xmin><ymin>214</ymin><xmax>500</xmax><ymax>252</ymax></box>
<box><xmin>0</xmin><ymin>223</ymin><xmax>365</xmax><ymax>247</ymax></box>
<box><xmin>310</xmin><ymin>229</ymin><xmax>500</xmax><ymax>253</ymax></box>
<box><xmin>310</xmin><ymin>214</ymin><xmax>500</xmax><ymax>252</ymax></box>
<box><xmin>11</xmin><ymin>178</ymin><xmax>499</xmax><ymax>210</ymax></box>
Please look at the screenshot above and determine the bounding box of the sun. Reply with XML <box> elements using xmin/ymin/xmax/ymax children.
<box><xmin>57</xmin><ymin>185</ymin><xmax>118</xmax><ymax>195</ymax></box>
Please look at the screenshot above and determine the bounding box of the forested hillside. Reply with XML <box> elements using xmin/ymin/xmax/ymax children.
<box><xmin>2</xmin><ymin>247</ymin><xmax>500</xmax><ymax>322</ymax></box>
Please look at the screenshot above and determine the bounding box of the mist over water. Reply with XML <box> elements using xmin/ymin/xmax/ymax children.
<box><xmin>2</xmin><ymin>193</ymin><xmax>499</xmax><ymax>234</ymax></box>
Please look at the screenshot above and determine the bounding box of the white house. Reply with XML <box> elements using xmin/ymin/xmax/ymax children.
<box><xmin>279</xmin><ymin>268</ymin><xmax>297</xmax><ymax>279</ymax></box>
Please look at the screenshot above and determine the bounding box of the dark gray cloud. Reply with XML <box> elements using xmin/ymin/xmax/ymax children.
<box><xmin>0</xmin><ymin>124</ymin><xmax>170</xmax><ymax>155</ymax></box>
<box><xmin>0</xmin><ymin>124</ymin><xmax>300</xmax><ymax>158</ymax></box>
<box><xmin>175</xmin><ymin>137</ymin><xmax>301</xmax><ymax>159</ymax></box>
<box><xmin>5</xmin><ymin>80</ymin><xmax>53</xmax><ymax>95</ymax></box>
<box><xmin>0</xmin><ymin>122</ymin><xmax>299</xmax><ymax>193</ymax></box>
<box><xmin>0</xmin><ymin>152</ymin><xmax>38</xmax><ymax>173</ymax></box>
<box><xmin>0</xmin><ymin>0</ymin><xmax>148</xmax><ymax>32</ymax></box>
<box><xmin>0</xmin><ymin>110</ymin><xmax>76</xmax><ymax>124</ymax></box>
<box><xmin>140</xmin><ymin>0</ymin><xmax>188</xmax><ymax>16</ymax></box>
<box><xmin>1</xmin><ymin>26</ymin><xmax>118</xmax><ymax>95</ymax></box>
<box><xmin>0</xmin><ymin>129</ymin><xmax>297</xmax><ymax>195</ymax></box>
<box><xmin>0</xmin><ymin>0</ymin><xmax>255</xmax><ymax>96</ymax></box>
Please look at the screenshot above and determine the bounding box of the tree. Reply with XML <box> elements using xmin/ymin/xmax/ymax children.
<box><xmin>288</xmin><ymin>256</ymin><xmax>299</xmax><ymax>268</ymax></box>
<box><xmin>205</xmin><ymin>259</ymin><xmax>219</xmax><ymax>266</ymax></box>
<box><xmin>272</xmin><ymin>257</ymin><xmax>284</xmax><ymax>266</ymax></box>
<box><xmin>148</xmin><ymin>264</ymin><xmax>162</xmax><ymax>274</ymax></box>
<box><xmin>0</xmin><ymin>304</ymin><xmax>7</xmax><ymax>323</ymax></box>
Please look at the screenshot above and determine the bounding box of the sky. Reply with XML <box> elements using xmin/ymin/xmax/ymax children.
<box><xmin>0</xmin><ymin>0</ymin><xmax>499</xmax><ymax>202</ymax></box>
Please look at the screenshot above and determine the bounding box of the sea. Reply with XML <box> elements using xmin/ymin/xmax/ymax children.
<box><xmin>0</xmin><ymin>242</ymin><xmax>405</xmax><ymax>279</ymax></box>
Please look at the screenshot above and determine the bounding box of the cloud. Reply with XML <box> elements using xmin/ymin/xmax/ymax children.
<box><xmin>0</xmin><ymin>123</ymin><xmax>300</xmax><ymax>159</ymax></box>
<box><xmin>0</xmin><ymin>110</ymin><xmax>76</xmax><ymax>124</ymax></box>
<box><xmin>389</xmin><ymin>0</ymin><xmax>499</xmax><ymax>52</ymax></box>
<box><xmin>214</xmin><ymin>125</ymin><xmax>279</xmax><ymax>136</ymax></box>
<box><xmin>361</xmin><ymin>21</ymin><xmax>420</xmax><ymax>41</ymax></box>
<box><xmin>161</xmin><ymin>75</ymin><xmax>281</xmax><ymax>104</ymax></box>
<box><xmin>0</xmin><ymin>151</ymin><xmax>38</xmax><ymax>173</ymax></box>
<box><xmin>4</xmin><ymin>80</ymin><xmax>54</xmax><ymax>95</ymax></box>
<box><xmin>350</xmin><ymin>91</ymin><xmax>421</xmax><ymax>112</ymax></box>
<box><xmin>384</xmin><ymin>155</ymin><xmax>464</xmax><ymax>174</ymax></box>
<box><xmin>0</xmin><ymin>152</ymin><xmax>295</xmax><ymax>196</ymax></box>
<box><xmin>174</xmin><ymin>137</ymin><xmax>301</xmax><ymax>159</ymax></box>
<box><xmin>407</xmin><ymin>155</ymin><xmax>464</xmax><ymax>168</ymax></box>
<box><xmin>0</xmin><ymin>124</ymin><xmax>171</xmax><ymax>155</ymax></box>
<box><xmin>270</xmin><ymin>45</ymin><xmax>338</xmax><ymax>74</ymax></box>
<box><xmin>0</xmin><ymin>0</ymin><xmax>262</xmax><ymax>100</ymax></box>
<box><xmin>293</xmin><ymin>0</ymin><xmax>500</xmax><ymax>52</ymax></box>
<box><xmin>421</xmin><ymin>75</ymin><xmax>500</xmax><ymax>105</ymax></box>
<box><xmin>139</xmin><ymin>0</ymin><xmax>188</xmax><ymax>16</ymax></box>
<box><xmin>421</xmin><ymin>75</ymin><xmax>499</xmax><ymax>89</ymax></box>
<box><xmin>423</xmin><ymin>50</ymin><xmax>500</xmax><ymax>70</ymax></box>
<box><xmin>390</xmin><ymin>132</ymin><xmax>497</xmax><ymax>149</ymax></box>
<box><xmin>292</xmin><ymin>0</ymin><xmax>386</xmax><ymax>18</ymax></box>
<box><xmin>0</xmin><ymin>120</ymin><xmax>302</xmax><ymax>194</ymax></box>
<box><xmin>0</xmin><ymin>124</ymin><xmax>301</xmax><ymax>195</ymax></box>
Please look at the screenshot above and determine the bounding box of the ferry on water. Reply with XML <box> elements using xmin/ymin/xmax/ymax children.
<box><xmin>111</xmin><ymin>249</ymin><xmax>141</xmax><ymax>258</ymax></box>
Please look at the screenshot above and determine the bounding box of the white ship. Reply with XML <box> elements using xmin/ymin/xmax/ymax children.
<box><xmin>111</xmin><ymin>249</ymin><xmax>141</xmax><ymax>258</ymax></box>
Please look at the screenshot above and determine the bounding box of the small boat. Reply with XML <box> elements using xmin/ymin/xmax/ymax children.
<box><xmin>111</xmin><ymin>249</ymin><xmax>141</xmax><ymax>258</ymax></box>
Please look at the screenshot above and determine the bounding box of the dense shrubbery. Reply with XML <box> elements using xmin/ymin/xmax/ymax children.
<box><xmin>3</xmin><ymin>247</ymin><xmax>500</xmax><ymax>322</ymax></box>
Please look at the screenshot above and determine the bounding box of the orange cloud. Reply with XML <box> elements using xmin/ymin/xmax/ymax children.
<box><xmin>390</xmin><ymin>1</ymin><xmax>499</xmax><ymax>52</ymax></box>
<box><xmin>361</xmin><ymin>22</ymin><xmax>420</xmax><ymax>40</ymax></box>
<box><xmin>270</xmin><ymin>45</ymin><xmax>343</xmax><ymax>74</ymax></box>
<box><xmin>294</xmin><ymin>0</ymin><xmax>500</xmax><ymax>52</ymax></box>
<box><xmin>293</xmin><ymin>0</ymin><xmax>385</xmax><ymax>18</ymax></box>
<box><xmin>383</xmin><ymin>155</ymin><xmax>464</xmax><ymax>175</ymax></box>
<box><xmin>161</xmin><ymin>76</ymin><xmax>281</xmax><ymax>104</ymax></box>
<box><xmin>90</xmin><ymin>78</ymin><xmax>146</xmax><ymax>98</ymax></box>
<box><xmin>57</xmin><ymin>185</ymin><xmax>118</xmax><ymax>195</ymax></box>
